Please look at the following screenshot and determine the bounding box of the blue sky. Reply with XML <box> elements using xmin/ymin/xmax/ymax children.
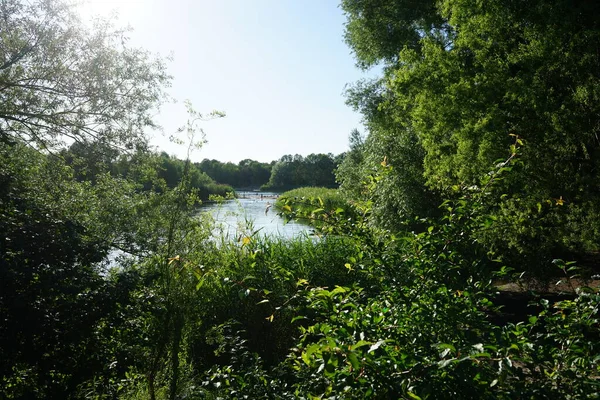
<box><xmin>80</xmin><ymin>0</ymin><xmax>378</xmax><ymax>163</ymax></box>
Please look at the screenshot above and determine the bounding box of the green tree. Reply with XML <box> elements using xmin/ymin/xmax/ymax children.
<box><xmin>0</xmin><ymin>142</ymin><xmax>152</xmax><ymax>398</ymax></box>
<box><xmin>0</xmin><ymin>0</ymin><xmax>170</xmax><ymax>150</ymax></box>
<box><xmin>341</xmin><ymin>0</ymin><xmax>600</xmax><ymax>272</ymax></box>
<box><xmin>265</xmin><ymin>153</ymin><xmax>339</xmax><ymax>190</ymax></box>
<box><xmin>336</xmin><ymin>129</ymin><xmax>366</xmax><ymax>200</ymax></box>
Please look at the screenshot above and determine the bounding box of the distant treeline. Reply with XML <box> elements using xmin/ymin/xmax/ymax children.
<box><xmin>62</xmin><ymin>141</ymin><xmax>345</xmax><ymax>195</ymax></box>
<box><xmin>61</xmin><ymin>142</ymin><xmax>234</xmax><ymax>201</ymax></box>
<box><xmin>198</xmin><ymin>153</ymin><xmax>343</xmax><ymax>191</ymax></box>
<box><xmin>263</xmin><ymin>153</ymin><xmax>343</xmax><ymax>191</ymax></box>
<box><xmin>197</xmin><ymin>159</ymin><xmax>273</xmax><ymax>189</ymax></box>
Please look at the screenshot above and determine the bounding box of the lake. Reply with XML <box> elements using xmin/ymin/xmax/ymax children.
<box><xmin>200</xmin><ymin>191</ymin><xmax>313</xmax><ymax>239</ymax></box>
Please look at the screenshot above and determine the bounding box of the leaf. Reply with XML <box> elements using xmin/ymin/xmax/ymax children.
<box><xmin>331</xmin><ymin>286</ymin><xmax>347</xmax><ymax>295</ymax></box>
<box><xmin>351</xmin><ymin>340</ymin><xmax>370</xmax><ymax>350</ymax></box>
<box><xmin>347</xmin><ymin>352</ymin><xmax>360</xmax><ymax>370</ymax></box>
<box><xmin>437</xmin><ymin>343</ymin><xmax>456</xmax><ymax>353</ymax></box>
<box><xmin>301</xmin><ymin>351</ymin><xmax>312</xmax><ymax>366</ymax></box>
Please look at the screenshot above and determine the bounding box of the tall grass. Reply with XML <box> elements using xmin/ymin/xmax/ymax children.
<box><xmin>188</xmin><ymin>233</ymin><xmax>359</xmax><ymax>367</ymax></box>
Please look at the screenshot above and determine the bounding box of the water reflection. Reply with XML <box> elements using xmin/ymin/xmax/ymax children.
<box><xmin>200</xmin><ymin>192</ymin><xmax>312</xmax><ymax>239</ymax></box>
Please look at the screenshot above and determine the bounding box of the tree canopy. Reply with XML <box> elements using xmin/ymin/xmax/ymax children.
<box><xmin>339</xmin><ymin>0</ymin><xmax>600</xmax><ymax>271</ymax></box>
<box><xmin>0</xmin><ymin>0</ymin><xmax>171</xmax><ymax>150</ymax></box>
<box><xmin>264</xmin><ymin>153</ymin><xmax>341</xmax><ymax>190</ymax></box>
<box><xmin>197</xmin><ymin>158</ymin><xmax>272</xmax><ymax>189</ymax></box>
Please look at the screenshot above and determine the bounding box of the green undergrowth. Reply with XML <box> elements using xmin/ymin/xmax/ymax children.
<box><xmin>3</xmin><ymin>146</ymin><xmax>598</xmax><ymax>400</ymax></box>
<box><xmin>275</xmin><ymin>187</ymin><xmax>355</xmax><ymax>228</ymax></box>
<box><xmin>190</xmin><ymin>155</ymin><xmax>600</xmax><ymax>399</ymax></box>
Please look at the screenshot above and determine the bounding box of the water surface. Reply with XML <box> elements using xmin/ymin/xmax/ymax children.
<box><xmin>200</xmin><ymin>191</ymin><xmax>312</xmax><ymax>239</ymax></box>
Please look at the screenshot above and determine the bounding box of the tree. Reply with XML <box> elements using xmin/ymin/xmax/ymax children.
<box><xmin>340</xmin><ymin>80</ymin><xmax>442</xmax><ymax>230</ymax></box>
<box><xmin>0</xmin><ymin>0</ymin><xmax>171</xmax><ymax>150</ymax></box>
<box><xmin>341</xmin><ymin>0</ymin><xmax>600</xmax><ymax>273</ymax></box>
<box><xmin>341</xmin><ymin>0</ymin><xmax>445</xmax><ymax>69</ymax></box>
<box><xmin>0</xmin><ymin>142</ymin><xmax>147</xmax><ymax>398</ymax></box>
<box><xmin>264</xmin><ymin>153</ymin><xmax>338</xmax><ymax>190</ymax></box>
<box><xmin>336</xmin><ymin>129</ymin><xmax>365</xmax><ymax>200</ymax></box>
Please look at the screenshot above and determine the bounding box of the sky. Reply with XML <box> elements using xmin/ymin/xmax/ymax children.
<box><xmin>78</xmin><ymin>0</ymin><xmax>379</xmax><ymax>164</ymax></box>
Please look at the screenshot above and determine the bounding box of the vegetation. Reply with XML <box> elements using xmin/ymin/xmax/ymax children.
<box><xmin>338</xmin><ymin>0</ymin><xmax>600</xmax><ymax>279</ymax></box>
<box><xmin>275</xmin><ymin>187</ymin><xmax>354</xmax><ymax>229</ymax></box>
<box><xmin>1</xmin><ymin>0</ymin><xmax>599</xmax><ymax>399</ymax></box>
<box><xmin>0</xmin><ymin>0</ymin><xmax>169</xmax><ymax>150</ymax></box>
<box><xmin>194</xmin><ymin>154</ymin><xmax>342</xmax><ymax>192</ymax></box>
<box><xmin>198</xmin><ymin>158</ymin><xmax>273</xmax><ymax>189</ymax></box>
<box><xmin>61</xmin><ymin>142</ymin><xmax>234</xmax><ymax>200</ymax></box>
<box><xmin>262</xmin><ymin>153</ymin><xmax>342</xmax><ymax>191</ymax></box>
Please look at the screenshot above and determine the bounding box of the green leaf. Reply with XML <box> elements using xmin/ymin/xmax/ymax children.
<box><xmin>437</xmin><ymin>343</ymin><xmax>456</xmax><ymax>353</ymax></box>
<box><xmin>347</xmin><ymin>352</ymin><xmax>360</xmax><ymax>370</ymax></box>
<box><xmin>351</xmin><ymin>340</ymin><xmax>371</xmax><ymax>350</ymax></box>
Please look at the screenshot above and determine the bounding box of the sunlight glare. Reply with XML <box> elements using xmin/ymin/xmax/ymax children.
<box><xmin>78</xmin><ymin>0</ymin><xmax>146</xmax><ymax>23</ymax></box>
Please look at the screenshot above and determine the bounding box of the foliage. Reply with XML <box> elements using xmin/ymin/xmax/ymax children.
<box><xmin>0</xmin><ymin>0</ymin><xmax>170</xmax><ymax>150</ymax></box>
<box><xmin>3</xmin><ymin>131</ymin><xmax>598</xmax><ymax>400</ymax></box>
<box><xmin>275</xmin><ymin>187</ymin><xmax>354</xmax><ymax>231</ymax></box>
<box><xmin>335</xmin><ymin>129</ymin><xmax>365</xmax><ymax>200</ymax></box>
<box><xmin>0</xmin><ymin>142</ymin><xmax>150</xmax><ymax>398</ymax></box>
<box><xmin>191</xmin><ymin>151</ymin><xmax>599</xmax><ymax>399</ymax></box>
<box><xmin>340</xmin><ymin>0</ymin><xmax>600</xmax><ymax>276</ymax></box>
<box><xmin>263</xmin><ymin>153</ymin><xmax>342</xmax><ymax>191</ymax></box>
<box><xmin>2</xmin><ymin>1</ymin><xmax>599</xmax><ymax>398</ymax></box>
<box><xmin>336</xmin><ymin>122</ymin><xmax>442</xmax><ymax>231</ymax></box>
<box><xmin>265</xmin><ymin>156</ymin><xmax>600</xmax><ymax>399</ymax></box>
<box><xmin>341</xmin><ymin>0</ymin><xmax>446</xmax><ymax>69</ymax></box>
<box><xmin>198</xmin><ymin>158</ymin><xmax>273</xmax><ymax>189</ymax></box>
<box><xmin>61</xmin><ymin>142</ymin><xmax>235</xmax><ymax>201</ymax></box>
